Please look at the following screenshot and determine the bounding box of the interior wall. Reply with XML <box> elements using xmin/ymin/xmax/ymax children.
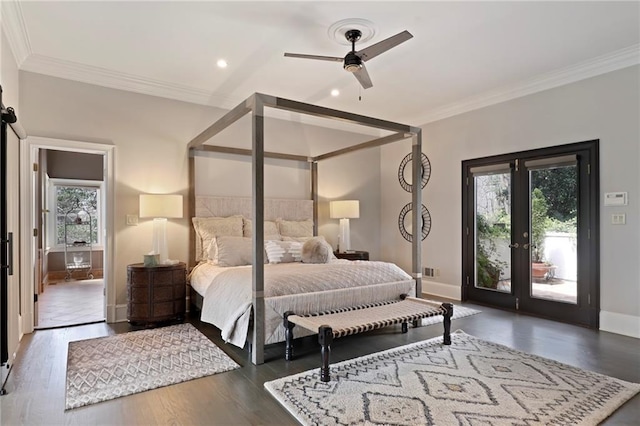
<box><xmin>46</xmin><ymin>149</ymin><xmax>103</xmax><ymax>180</ymax></box>
<box><xmin>20</xmin><ymin>72</ymin><xmax>382</xmax><ymax>315</ymax></box>
<box><xmin>381</xmin><ymin>65</ymin><xmax>640</xmax><ymax>338</ymax></box>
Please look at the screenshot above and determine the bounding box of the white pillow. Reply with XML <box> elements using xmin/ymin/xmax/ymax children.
<box><xmin>243</xmin><ymin>218</ymin><xmax>281</xmax><ymax>240</ymax></box>
<box><xmin>192</xmin><ymin>216</ymin><xmax>243</xmax><ymax>261</ymax></box>
<box><xmin>264</xmin><ymin>240</ymin><xmax>303</xmax><ymax>264</ymax></box>
<box><xmin>209</xmin><ymin>236</ymin><xmax>273</xmax><ymax>266</ymax></box>
<box><xmin>276</xmin><ymin>219</ymin><xmax>313</xmax><ymax>238</ymax></box>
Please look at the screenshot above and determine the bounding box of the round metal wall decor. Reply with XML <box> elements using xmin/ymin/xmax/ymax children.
<box><xmin>397</xmin><ymin>152</ymin><xmax>431</xmax><ymax>193</ymax></box>
<box><xmin>398</xmin><ymin>203</ymin><xmax>431</xmax><ymax>242</ymax></box>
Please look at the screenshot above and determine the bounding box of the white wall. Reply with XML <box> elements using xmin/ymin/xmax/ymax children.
<box><xmin>382</xmin><ymin>65</ymin><xmax>640</xmax><ymax>337</ymax></box>
<box><xmin>20</xmin><ymin>72</ymin><xmax>382</xmax><ymax>314</ymax></box>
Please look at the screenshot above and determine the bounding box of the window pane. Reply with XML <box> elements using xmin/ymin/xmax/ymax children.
<box><xmin>56</xmin><ymin>186</ymin><xmax>99</xmax><ymax>245</ymax></box>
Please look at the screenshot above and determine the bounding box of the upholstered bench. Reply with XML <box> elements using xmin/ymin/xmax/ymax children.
<box><xmin>283</xmin><ymin>295</ymin><xmax>453</xmax><ymax>382</ymax></box>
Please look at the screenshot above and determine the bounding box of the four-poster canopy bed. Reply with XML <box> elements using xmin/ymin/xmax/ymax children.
<box><xmin>187</xmin><ymin>93</ymin><xmax>423</xmax><ymax>365</ymax></box>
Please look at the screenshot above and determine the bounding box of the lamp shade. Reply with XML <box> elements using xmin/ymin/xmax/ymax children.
<box><xmin>330</xmin><ymin>200</ymin><xmax>360</xmax><ymax>219</ymax></box>
<box><xmin>139</xmin><ymin>194</ymin><xmax>183</xmax><ymax>218</ymax></box>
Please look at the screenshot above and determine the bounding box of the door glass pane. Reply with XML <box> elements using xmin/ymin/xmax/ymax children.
<box><xmin>474</xmin><ymin>173</ymin><xmax>511</xmax><ymax>292</ymax></box>
<box><xmin>530</xmin><ymin>164</ymin><xmax>578</xmax><ymax>304</ymax></box>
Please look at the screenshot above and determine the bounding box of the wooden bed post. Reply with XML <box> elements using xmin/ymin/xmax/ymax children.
<box><xmin>412</xmin><ymin>130</ymin><xmax>423</xmax><ymax>298</ymax></box>
<box><xmin>251</xmin><ymin>94</ymin><xmax>266</xmax><ymax>365</ymax></box>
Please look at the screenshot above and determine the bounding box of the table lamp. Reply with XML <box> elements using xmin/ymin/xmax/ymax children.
<box><xmin>139</xmin><ymin>194</ymin><xmax>183</xmax><ymax>264</ymax></box>
<box><xmin>330</xmin><ymin>200</ymin><xmax>359</xmax><ymax>253</ymax></box>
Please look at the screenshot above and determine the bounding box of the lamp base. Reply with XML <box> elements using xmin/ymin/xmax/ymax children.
<box><xmin>151</xmin><ymin>218</ymin><xmax>168</xmax><ymax>265</ymax></box>
<box><xmin>338</xmin><ymin>218</ymin><xmax>351</xmax><ymax>253</ymax></box>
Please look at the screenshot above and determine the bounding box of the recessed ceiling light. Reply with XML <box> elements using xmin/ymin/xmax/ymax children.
<box><xmin>217</xmin><ymin>59</ymin><xmax>228</xmax><ymax>68</ymax></box>
<box><xmin>331</xmin><ymin>89</ymin><xmax>340</xmax><ymax>97</ymax></box>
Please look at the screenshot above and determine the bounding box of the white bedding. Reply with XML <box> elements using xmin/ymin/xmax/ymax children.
<box><xmin>189</xmin><ymin>260</ymin><xmax>415</xmax><ymax>347</ymax></box>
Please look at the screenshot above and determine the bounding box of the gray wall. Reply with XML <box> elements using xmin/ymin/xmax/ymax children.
<box><xmin>381</xmin><ymin>65</ymin><xmax>640</xmax><ymax>337</ymax></box>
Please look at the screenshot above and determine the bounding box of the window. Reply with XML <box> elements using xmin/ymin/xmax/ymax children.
<box><xmin>48</xmin><ymin>179</ymin><xmax>103</xmax><ymax>249</ymax></box>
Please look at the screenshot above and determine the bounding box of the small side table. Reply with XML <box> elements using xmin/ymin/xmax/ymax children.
<box><xmin>127</xmin><ymin>262</ymin><xmax>186</xmax><ymax>325</ymax></box>
<box><xmin>334</xmin><ymin>250</ymin><xmax>369</xmax><ymax>261</ymax></box>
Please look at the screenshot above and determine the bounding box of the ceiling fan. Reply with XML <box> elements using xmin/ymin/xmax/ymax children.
<box><xmin>284</xmin><ymin>29</ymin><xmax>413</xmax><ymax>89</ymax></box>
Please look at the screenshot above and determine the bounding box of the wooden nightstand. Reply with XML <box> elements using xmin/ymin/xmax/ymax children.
<box><xmin>334</xmin><ymin>250</ymin><xmax>369</xmax><ymax>261</ymax></box>
<box><xmin>127</xmin><ymin>262</ymin><xmax>186</xmax><ymax>325</ymax></box>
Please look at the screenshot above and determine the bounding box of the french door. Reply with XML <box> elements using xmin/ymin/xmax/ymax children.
<box><xmin>462</xmin><ymin>141</ymin><xmax>599</xmax><ymax>327</ymax></box>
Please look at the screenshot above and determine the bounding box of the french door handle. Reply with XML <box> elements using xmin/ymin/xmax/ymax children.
<box><xmin>522</xmin><ymin>243</ymin><xmax>530</xmax><ymax>250</ymax></box>
<box><xmin>509</xmin><ymin>243</ymin><xmax>519</xmax><ymax>249</ymax></box>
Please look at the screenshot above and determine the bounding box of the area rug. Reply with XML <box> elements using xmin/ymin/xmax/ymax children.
<box><xmin>66</xmin><ymin>323</ymin><xmax>239</xmax><ymax>409</ymax></box>
<box><xmin>421</xmin><ymin>302</ymin><xmax>479</xmax><ymax>326</ymax></box>
<box><xmin>265</xmin><ymin>330</ymin><xmax>639</xmax><ymax>425</ymax></box>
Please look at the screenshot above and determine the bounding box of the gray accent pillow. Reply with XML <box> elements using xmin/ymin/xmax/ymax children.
<box><xmin>301</xmin><ymin>237</ymin><xmax>332</xmax><ymax>264</ymax></box>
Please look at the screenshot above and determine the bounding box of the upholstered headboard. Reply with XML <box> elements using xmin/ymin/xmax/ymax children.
<box><xmin>191</xmin><ymin>196</ymin><xmax>314</xmax><ymax>264</ymax></box>
<box><xmin>195</xmin><ymin>196</ymin><xmax>313</xmax><ymax>220</ymax></box>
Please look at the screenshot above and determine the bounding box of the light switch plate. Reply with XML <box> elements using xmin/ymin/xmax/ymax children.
<box><xmin>126</xmin><ymin>214</ymin><xmax>139</xmax><ymax>226</ymax></box>
<box><xmin>611</xmin><ymin>213</ymin><xmax>626</xmax><ymax>225</ymax></box>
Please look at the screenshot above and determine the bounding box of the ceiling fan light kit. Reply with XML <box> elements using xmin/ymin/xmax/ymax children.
<box><xmin>284</xmin><ymin>27</ymin><xmax>413</xmax><ymax>89</ymax></box>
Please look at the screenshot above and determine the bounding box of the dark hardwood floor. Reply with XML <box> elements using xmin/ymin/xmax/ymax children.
<box><xmin>1</xmin><ymin>302</ymin><xmax>638</xmax><ymax>425</ymax></box>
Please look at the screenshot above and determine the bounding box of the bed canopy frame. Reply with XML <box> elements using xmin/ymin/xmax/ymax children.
<box><xmin>188</xmin><ymin>93</ymin><xmax>422</xmax><ymax>364</ymax></box>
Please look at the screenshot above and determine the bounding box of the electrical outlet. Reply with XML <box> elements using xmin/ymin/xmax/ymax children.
<box><xmin>126</xmin><ymin>214</ymin><xmax>139</xmax><ymax>226</ymax></box>
<box><xmin>424</xmin><ymin>267</ymin><xmax>436</xmax><ymax>277</ymax></box>
<box><xmin>435</xmin><ymin>268</ymin><xmax>440</xmax><ymax>277</ymax></box>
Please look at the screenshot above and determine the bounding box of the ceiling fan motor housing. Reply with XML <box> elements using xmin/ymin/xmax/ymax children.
<box><xmin>344</xmin><ymin>52</ymin><xmax>362</xmax><ymax>72</ymax></box>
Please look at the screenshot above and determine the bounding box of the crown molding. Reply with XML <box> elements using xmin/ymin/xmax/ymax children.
<box><xmin>1</xmin><ymin>0</ymin><xmax>32</xmax><ymax>66</ymax></box>
<box><xmin>409</xmin><ymin>44</ymin><xmax>640</xmax><ymax>126</ymax></box>
<box><xmin>20</xmin><ymin>54</ymin><xmax>240</xmax><ymax>109</ymax></box>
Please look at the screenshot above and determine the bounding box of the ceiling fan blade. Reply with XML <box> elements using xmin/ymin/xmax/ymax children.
<box><xmin>357</xmin><ymin>30</ymin><xmax>413</xmax><ymax>62</ymax></box>
<box><xmin>284</xmin><ymin>53</ymin><xmax>343</xmax><ymax>62</ymax></box>
<box><xmin>353</xmin><ymin>63</ymin><xmax>373</xmax><ymax>89</ymax></box>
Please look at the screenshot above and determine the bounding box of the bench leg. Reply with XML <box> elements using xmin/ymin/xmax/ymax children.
<box><xmin>318</xmin><ymin>325</ymin><xmax>333</xmax><ymax>382</ymax></box>
<box><xmin>284</xmin><ymin>311</ymin><xmax>296</xmax><ymax>361</ymax></box>
<box><xmin>401</xmin><ymin>322</ymin><xmax>408</xmax><ymax>333</ymax></box>
<box><xmin>442</xmin><ymin>303</ymin><xmax>453</xmax><ymax>345</ymax></box>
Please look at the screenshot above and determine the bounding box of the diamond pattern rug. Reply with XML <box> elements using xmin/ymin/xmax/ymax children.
<box><xmin>65</xmin><ymin>323</ymin><xmax>239</xmax><ymax>409</ymax></box>
<box><xmin>265</xmin><ymin>330</ymin><xmax>639</xmax><ymax>425</ymax></box>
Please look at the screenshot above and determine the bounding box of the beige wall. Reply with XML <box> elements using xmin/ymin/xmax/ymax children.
<box><xmin>382</xmin><ymin>65</ymin><xmax>640</xmax><ymax>337</ymax></box>
<box><xmin>20</xmin><ymin>72</ymin><xmax>383</xmax><ymax>312</ymax></box>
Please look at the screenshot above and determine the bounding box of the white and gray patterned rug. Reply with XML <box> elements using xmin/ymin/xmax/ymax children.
<box><xmin>66</xmin><ymin>323</ymin><xmax>239</xmax><ymax>409</ymax></box>
<box><xmin>265</xmin><ymin>330</ymin><xmax>640</xmax><ymax>425</ymax></box>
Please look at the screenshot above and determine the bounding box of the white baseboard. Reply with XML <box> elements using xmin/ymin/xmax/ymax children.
<box><xmin>421</xmin><ymin>280</ymin><xmax>461</xmax><ymax>301</ymax></box>
<box><xmin>600</xmin><ymin>310</ymin><xmax>640</xmax><ymax>338</ymax></box>
<box><xmin>114</xmin><ymin>304</ymin><xmax>128</xmax><ymax>323</ymax></box>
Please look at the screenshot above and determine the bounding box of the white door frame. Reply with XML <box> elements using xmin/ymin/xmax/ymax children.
<box><xmin>20</xmin><ymin>136</ymin><xmax>115</xmax><ymax>332</ymax></box>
